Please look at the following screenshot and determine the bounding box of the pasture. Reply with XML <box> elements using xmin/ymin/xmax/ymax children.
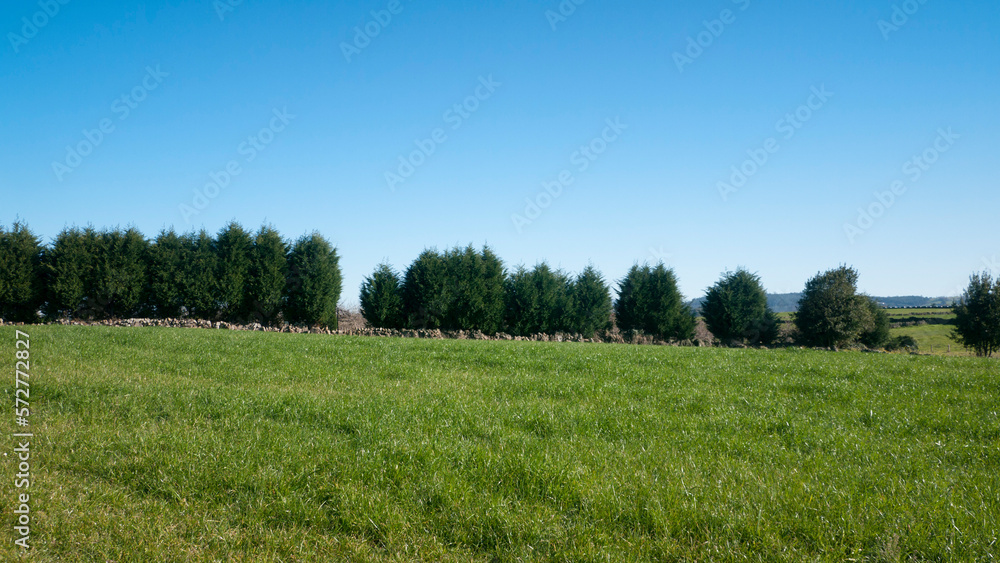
<box><xmin>2</xmin><ymin>326</ymin><xmax>998</xmax><ymax>561</ymax></box>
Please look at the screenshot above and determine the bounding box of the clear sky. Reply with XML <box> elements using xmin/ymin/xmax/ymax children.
<box><xmin>2</xmin><ymin>0</ymin><xmax>998</xmax><ymax>306</ymax></box>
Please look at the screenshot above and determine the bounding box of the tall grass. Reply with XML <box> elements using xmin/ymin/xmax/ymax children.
<box><xmin>2</xmin><ymin>326</ymin><xmax>998</xmax><ymax>561</ymax></box>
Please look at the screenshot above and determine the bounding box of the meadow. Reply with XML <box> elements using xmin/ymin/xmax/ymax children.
<box><xmin>2</xmin><ymin>326</ymin><xmax>998</xmax><ymax>561</ymax></box>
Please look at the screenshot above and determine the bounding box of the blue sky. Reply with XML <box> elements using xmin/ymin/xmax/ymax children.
<box><xmin>2</xmin><ymin>0</ymin><xmax>998</xmax><ymax>305</ymax></box>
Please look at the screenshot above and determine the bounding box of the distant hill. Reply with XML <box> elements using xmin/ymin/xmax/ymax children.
<box><xmin>688</xmin><ymin>294</ymin><xmax>957</xmax><ymax>314</ymax></box>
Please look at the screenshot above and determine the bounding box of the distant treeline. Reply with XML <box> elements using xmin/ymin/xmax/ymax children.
<box><xmin>0</xmin><ymin>222</ymin><xmax>342</xmax><ymax>327</ymax></box>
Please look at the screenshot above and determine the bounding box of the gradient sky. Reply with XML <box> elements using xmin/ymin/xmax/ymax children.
<box><xmin>2</xmin><ymin>0</ymin><xmax>998</xmax><ymax>306</ymax></box>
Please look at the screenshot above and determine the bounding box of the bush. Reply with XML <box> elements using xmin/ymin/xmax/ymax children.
<box><xmin>614</xmin><ymin>264</ymin><xmax>695</xmax><ymax>341</ymax></box>
<box><xmin>569</xmin><ymin>265</ymin><xmax>612</xmax><ymax>338</ymax></box>
<box><xmin>952</xmin><ymin>272</ymin><xmax>1000</xmax><ymax>357</ymax></box>
<box><xmin>246</xmin><ymin>226</ymin><xmax>288</xmax><ymax>325</ymax></box>
<box><xmin>214</xmin><ymin>222</ymin><xmax>253</xmax><ymax>322</ymax></box>
<box><xmin>285</xmin><ymin>232</ymin><xmax>342</xmax><ymax>328</ymax></box>
<box><xmin>702</xmin><ymin>268</ymin><xmax>779</xmax><ymax>345</ymax></box>
<box><xmin>360</xmin><ymin>264</ymin><xmax>405</xmax><ymax>329</ymax></box>
<box><xmin>0</xmin><ymin>222</ymin><xmax>43</xmax><ymax>322</ymax></box>
<box><xmin>794</xmin><ymin>266</ymin><xmax>872</xmax><ymax>347</ymax></box>
<box><xmin>886</xmin><ymin>335</ymin><xmax>919</xmax><ymax>352</ymax></box>
<box><xmin>859</xmin><ymin>297</ymin><xmax>891</xmax><ymax>349</ymax></box>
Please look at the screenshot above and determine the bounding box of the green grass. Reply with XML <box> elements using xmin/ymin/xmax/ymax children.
<box><xmin>2</xmin><ymin>326</ymin><xmax>998</xmax><ymax>561</ymax></box>
<box><xmin>891</xmin><ymin>324</ymin><xmax>970</xmax><ymax>356</ymax></box>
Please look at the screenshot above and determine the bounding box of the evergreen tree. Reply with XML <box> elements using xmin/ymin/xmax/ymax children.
<box><xmin>569</xmin><ymin>265</ymin><xmax>612</xmax><ymax>338</ymax></box>
<box><xmin>246</xmin><ymin>226</ymin><xmax>288</xmax><ymax>325</ymax></box>
<box><xmin>41</xmin><ymin>226</ymin><xmax>97</xmax><ymax>319</ymax></box>
<box><xmin>182</xmin><ymin>230</ymin><xmax>219</xmax><ymax>319</ymax></box>
<box><xmin>614</xmin><ymin>263</ymin><xmax>695</xmax><ymax>341</ymax></box>
<box><xmin>285</xmin><ymin>232</ymin><xmax>342</xmax><ymax>328</ymax></box>
<box><xmin>90</xmin><ymin>227</ymin><xmax>148</xmax><ymax>318</ymax></box>
<box><xmin>504</xmin><ymin>263</ymin><xmax>573</xmax><ymax>335</ymax></box>
<box><xmin>214</xmin><ymin>222</ymin><xmax>253</xmax><ymax>322</ymax></box>
<box><xmin>148</xmin><ymin>229</ymin><xmax>187</xmax><ymax>318</ymax></box>
<box><xmin>702</xmin><ymin>268</ymin><xmax>779</xmax><ymax>345</ymax></box>
<box><xmin>794</xmin><ymin>266</ymin><xmax>871</xmax><ymax>347</ymax></box>
<box><xmin>441</xmin><ymin>245</ymin><xmax>507</xmax><ymax>333</ymax></box>
<box><xmin>952</xmin><ymin>272</ymin><xmax>1000</xmax><ymax>357</ymax></box>
<box><xmin>360</xmin><ymin>263</ymin><xmax>405</xmax><ymax>329</ymax></box>
<box><xmin>402</xmin><ymin>249</ymin><xmax>449</xmax><ymax>329</ymax></box>
<box><xmin>0</xmin><ymin>222</ymin><xmax>42</xmax><ymax>322</ymax></box>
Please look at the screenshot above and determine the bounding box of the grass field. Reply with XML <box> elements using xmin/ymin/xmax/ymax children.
<box><xmin>2</xmin><ymin>326</ymin><xmax>999</xmax><ymax>561</ymax></box>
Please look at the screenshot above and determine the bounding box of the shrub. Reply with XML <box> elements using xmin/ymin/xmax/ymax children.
<box><xmin>569</xmin><ymin>265</ymin><xmax>612</xmax><ymax>338</ymax></box>
<box><xmin>702</xmin><ymin>268</ymin><xmax>779</xmax><ymax>345</ymax></box>
<box><xmin>360</xmin><ymin>264</ymin><xmax>405</xmax><ymax>329</ymax></box>
<box><xmin>614</xmin><ymin>264</ymin><xmax>695</xmax><ymax>341</ymax></box>
<box><xmin>794</xmin><ymin>266</ymin><xmax>872</xmax><ymax>347</ymax></box>
<box><xmin>0</xmin><ymin>222</ymin><xmax>43</xmax><ymax>322</ymax></box>
<box><xmin>952</xmin><ymin>272</ymin><xmax>1000</xmax><ymax>357</ymax></box>
<box><xmin>285</xmin><ymin>232</ymin><xmax>342</xmax><ymax>328</ymax></box>
<box><xmin>859</xmin><ymin>297</ymin><xmax>891</xmax><ymax>349</ymax></box>
<box><xmin>246</xmin><ymin>226</ymin><xmax>288</xmax><ymax>325</ymax></box>
<box><xmin>886</xmin><ymin>335</ymin><xmax>919</xmax><ymax>352</ymax></box>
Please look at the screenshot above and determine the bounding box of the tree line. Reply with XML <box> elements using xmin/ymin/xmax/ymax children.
<box><xmin>2</xmin><ymin>222</ymin><xmax>998</xmax><ymax>356</ymax></box>
<box><xmin>0</xmin><ymin>221</ymin><xmax>342</xmax><ymax>327</ymax></box>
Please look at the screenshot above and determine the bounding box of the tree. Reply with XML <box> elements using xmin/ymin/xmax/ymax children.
<box><xmin>214</xmin><ymin>222</ymin><xmax>253</xmax><ymax>322</ymax></box>
<box><xmin>285</xmin><ymin>232</ymin><xmax>342</xmax><ymax>328</ymax></box>
<box><xmin>246</xmin><ymin>226</ymin><xmax>288</xmax><ymax>325</ymax></box>
<box><xmin>568</xmin><ymin>265</ymin><xmax>612</xmax><ymax>338</ymax></box>
<box><xmin>360</xmin><ymin>264</ymin><xmax>405</xmax><ymax>329</ymax></box>
<box><xmin>41</xmin><ymin>226</ymin><xmax>98</xmax><ymax>319</ymax></box>
<box><xmin>402</xmin><ymin>249</ymin><xmax>449</xmax><ymax>329</ymax></box>
<box><xmin>702</xmin><ymin>268</ymin><xmax>779</xmax><ymax>345</ymax></box>
<box><xmin>0</xmin><ymin>222</ymin><xmax>42</xmax><ymax>322</ymax></box>
<box><xmin>440</xmin><ymin>245</ymin><xmax>506</xmax><ymax>333</ymax></box>
<box><xmin>504</xmin><ymin>263</ymin><xmax>573</xmax><ymax>335</ymax></box>
<box><xmin>794</xmin><ymin>266</ymin><xmax>872</xmax><ymax>347</ymax></box>
<box><xmin>859</xmin><ymin>297</ymin><xmax>891</xmax><ymax>349</ymax></box>
<box><xmin>952</xmin><ymin>272</ymin><xmax>1000</xmax><ymax>357</ymax></box>
<box><xmin>148</xmin><ymin>229</ymin><xmax>187</xmax><ymax>318</ymax></box>
<box><xmin>89</xmin><ymin>227</ymin><xmax>148</xmax><ymax>318</ymax></box>
<box><xmin>182</xmin><ymin>230</ymin><xmax>219</xmax><ymax>319</ymax></box>
<box><xmin>614</xmin><ymin>263</ymin><xmax>695</xmax><ymax>341</ymax></box>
